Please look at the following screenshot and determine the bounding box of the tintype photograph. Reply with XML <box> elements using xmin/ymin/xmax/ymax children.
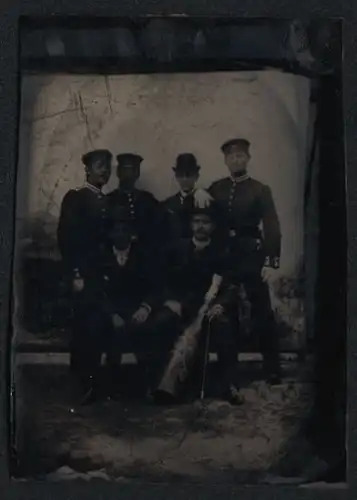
<box><xmin>9</xmin><ymin>18</ymin><xmax>346</xmax><ymax>486</ymax></box>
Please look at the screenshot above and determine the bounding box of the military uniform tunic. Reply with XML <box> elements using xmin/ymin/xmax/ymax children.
<box><xmin>57</xmin><ymin>182</ymin><xmax>110</xmax><ymax>376</ymax></box>
<box><xmin>208</xmin><ymin>174</ymin><xmax>281</xmax><ymax>376</ymax></box>
<box><xmin>106</xmin><ymin>188</ymin><xmax>163</xmax><ymax>247</ymax></box>
<box><xmin>208</xmin><ymin>175</ymin><xmax>281</xmax><ymax>266</ymax></box>
<box><xmin>57</xmin><ymin>183</ymin><xmax>110</xmax><ymax>279</ymax></box>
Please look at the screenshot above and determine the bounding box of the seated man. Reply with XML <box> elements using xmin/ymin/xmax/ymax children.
<box><xmin>140</xmin><ymin>198</ymin><xmax>243</xmax><ymax>405</ymax></box>
<box><xmin>73</xmin><ymin>209</ymin><xmax>162</xmax><ymax>405</ymax></box>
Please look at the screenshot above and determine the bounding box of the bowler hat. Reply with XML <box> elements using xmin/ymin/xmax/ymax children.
<box><xmin>173</xmin><ymin>153</ymin><xmax>200</xmax><ymax>174</ymax></box>
<box><xmin>82</xmin><ymin>149</ymin><xmax>112</xmax><ymax>167</ymax></box>
<box><xmin>221</xmin><ymin>138</ymin><xmax>250</xmax><ymax>155</ymax></box>
<box><xmin>116</xmin><ymin>153</ymin><xmax>143</xmax><ymax>166</ymax></box>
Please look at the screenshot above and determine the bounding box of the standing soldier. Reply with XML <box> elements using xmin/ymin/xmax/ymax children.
<box><xmin>106</xmin><ymin>153</ymin><xmax>162</xmax><ymax>249</ymax></box>
<box><xmin>57</xmin><ymin>149</ymin><xmax>112</xmax><ymax>375</ymax></box>
<box><xmin>208</xmin><ymin>138</ymin><xmax>282</xmax><ymax>384</ymax></box>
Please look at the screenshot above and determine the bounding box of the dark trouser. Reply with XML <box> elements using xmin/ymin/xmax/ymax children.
<box><xmin>208</xmin><ymin>313</ymin><xmax>240</xmax><ymax>389</ymax></box>
<box><xmin>71</xmin><ymin>291</ymin><xmax>139</xmax><ymax>394</ymax></box>
<box><xmin>135</xmin><ymin>306</ymin><xmax>239</xmax><ymax>397</ymax></box>
<box><xmin>130</xmin><ymin>306</ymin><xmax>182</xmax><ymax>391</ymax></box>
<box><xmin>230</xmin><ymin>244</ymin><xmax>281</xmax><ymax>376</ymax></box>
<box><xmin>71</xmin><ymin>306</ymin><xmax>113</xmax><ymax>389</ymax></box>
<box><xmin>242</xmin><ymin>272</ymin><xmax>280</xmax><ymax>375</ymax></box>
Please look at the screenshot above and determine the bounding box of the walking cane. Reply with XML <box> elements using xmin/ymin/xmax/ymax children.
<box><xmin>200</xmin><ymin>316</ymin><xmax>212</xmax><ymax>400</ymax></box>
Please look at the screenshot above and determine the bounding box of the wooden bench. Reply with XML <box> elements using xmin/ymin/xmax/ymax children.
<box><xmin>14</xmin><ymin>328</ymin><xmax>308</xmax><ymax>364</ymax></box>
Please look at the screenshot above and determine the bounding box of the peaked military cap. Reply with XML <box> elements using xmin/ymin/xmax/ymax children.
<box><xmin>81</xmin><ymin>149</ymin><xmax>112</xmax><ymax>166</ymax></box>
<box><xmin>116</xmin><ymin>153</ymin><xmax>143</xmax><ymax>166</ymax></box>
<box><xmin>173</xmin><ymin>153</ymin><xmax>200</xmax><ymax>174</ymax></box>
<box><xmin>221</xmin><ymin>138</ymin><xmax>250</xmax><ymax>155</ymax></box>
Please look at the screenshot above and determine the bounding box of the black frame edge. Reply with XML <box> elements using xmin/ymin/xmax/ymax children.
<box><xmin>0</xmin><ymin>1</ymin><xmax>352</xmax><ymax>499</ymax></box>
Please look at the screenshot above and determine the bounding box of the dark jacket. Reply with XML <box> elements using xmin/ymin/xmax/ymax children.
<box><xmin>164</xmin><ymin>238</ymin><xmax>237</xmax><ymax>320</ymax></box>
<box><xmin>57</xmin><ymin>186</ymin><xmax>110</xmax><ymax>279</ymax></box>
<box><xmin>100</xmin><ymin>242</ymin><xmax>163</xmax><ymax>319</ymax></box>
<box><xmin>106</xmin><ymin>187</ymin><xmax>163</xmax><ymax>247</ymax></box>
<box><xmin>208</xmin><ymin>176</ymin><xmax>281</xmax><ymax>261</ymax></box>
<box><xmin>161</xmin><ymin>191</ymin><xmax>195</xmax><ymax>243</ymax></box>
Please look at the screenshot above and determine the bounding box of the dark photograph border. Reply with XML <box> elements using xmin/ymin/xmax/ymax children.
<box><xmin>0</xmin><ymin>2</ymin><xmax>353</xmax><ymax>500</ymax></box>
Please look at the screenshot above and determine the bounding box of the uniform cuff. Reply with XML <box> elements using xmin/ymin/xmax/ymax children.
<box><xmin>264</xmin><ymin>256</ymin><xmax>280</xmax><ymax>268</ymax></box>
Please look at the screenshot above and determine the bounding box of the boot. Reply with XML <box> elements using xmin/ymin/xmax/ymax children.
<box><xmin>216</xmin><ymin>354</ymin><xmax>243</xmax><ymax>405</ymax></box>
<box><xmin>263</xmin><ymin>355</ymin><xmax>282</xmax><ymax>385</ymax></box>
<box><xmin>216</xmin><ymin>377</ymin><xmax>245</xmax><ymax>405</ymax></box>
<box><xmin>264</xmin><ymin>363</ymin><xmax>282</xmax><ymax>385</ymax></box>
<box><xmin>79</xmin><ymin>369</ymin><xmax>105</xmax><ymax>406</ymax></box>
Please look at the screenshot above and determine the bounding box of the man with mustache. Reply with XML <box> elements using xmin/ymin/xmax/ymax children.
<box><xmin>57</xmin><ymin>149</ymin><xmax>112</xmax><ymax>378</ymax></box>
<box><xmin>208</xmin><ymin>138</ymin><xmax>282</xmax><ymax>384</ymax></box>
<box><xmin>140</xmin><ymin>200</ymin><xmax>243</xmax><ymax>405</ymax></box>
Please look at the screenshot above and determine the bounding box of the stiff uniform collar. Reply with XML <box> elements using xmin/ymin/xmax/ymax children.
<box><xmin>84</xmin><ymin>181</ymin><xmax>103</xmax><ymax>195</ymax></box>
<box><xmin>230</xmin><ymin>173</ymin><xmax>250</xmax><ymax>184</ymax></box>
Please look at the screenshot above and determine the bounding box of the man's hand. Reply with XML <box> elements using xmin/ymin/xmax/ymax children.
<box><xmin>132</xmin><ymin>306</ymin><xmax>150</xmax><ymax>324</ymax></box>
<box><xmin>164</xmin><ymin>300</ymin><xmax>182</xmax><ymax>317</ymax></box>
<box><xmin>207</xmin><ymin>304</ymin><xmax>224</xmax><ymax>320</ymax></box>
<box><xmin>261</xmin><ymin>266</ymin><xmax>279</xmax><ymax>283</ymax></box>
<box><xmin>194</xmin><ymin>189</ymin><xmax>213</xmax><ymax>208</ymax></box>
<box><xmin>262</xmin><ymin>256</ymin><xmax>280</xmax><ymax>283</ymax></box>
<box><xmin>73</xmin><ymin>278</ymin><xmax>84</xmax><ymax>292</ymax></box>
<box><xmin>112</xmin><ymin>314</ymin><xmax>125</xmax><ymax>329</ymax></box>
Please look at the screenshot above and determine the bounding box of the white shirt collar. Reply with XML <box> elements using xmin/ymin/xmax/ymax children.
<box><xmin>113</xmin><ymin>245</ymin><xmax>131</xmax><ymax>266</ymax></box>
<box><xmin>180</xmin><ymin>188</ymin><xmax>196</xmax><ymax>199</ymax></box>
<box><xmin>192</xmin><ymin>237</ymin><xmax>211</xmax><ymax>250</ymax></box>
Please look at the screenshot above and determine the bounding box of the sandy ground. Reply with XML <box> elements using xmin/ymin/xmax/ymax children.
<box><xmin>12</xmin><ymin>358</ymin><xmax>318</xmax><ymax>484</ymax></box>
